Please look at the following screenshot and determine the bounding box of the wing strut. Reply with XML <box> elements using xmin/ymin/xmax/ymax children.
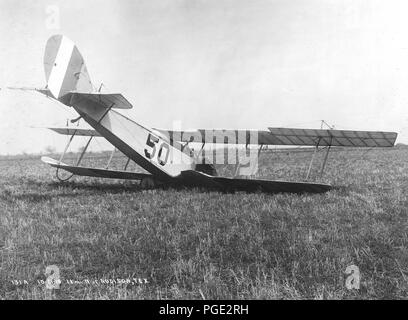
<box><xmin>258</xmin><ymin>144</ymin><xmax>264</xmax><ymax>156</ymax></box>
<box><xmin>305</xmin><ymin>137</ymin><xmax>321</xmax><ymax>180</ymax></box>
<box><xmin>56</xmin><ymin>129</ymin><xmax>77</xmax><ymax>181</ymax></box>
<box><xmin>97</xmin><ymin>103</ymin><xmax>115</xmax><ymax>124</ymax></box>
<box><xmin>56</xmin><ymin>127</ymin><xmax>94</xmax><ymax>181</ymax></box>
<box><xmin>76</xmin><ymin>136</ymin><xmax>93</xmax><ymax>166</ymax></box>
<box><xmin>123</xmin><ymin>157</ymin><xmax>131</xmax><ymax>171</ymax></box>
<box><xmin>320</xmin><ymin>137</ymin><xmax>333</xmax><ymax>178</ymax></box>
<box><xmin>106</xmin><ymin>148</ymin><xmax>116</xmax><ymax>169</ymax></box>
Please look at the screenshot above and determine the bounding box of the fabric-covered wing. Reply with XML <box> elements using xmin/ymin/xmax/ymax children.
<box><xmin>41</xmin><ymin>156</ymin><xmax>151</xmax><ymax>180</ymax></box>
<box><xmin>178</xmin><ymin>170</ymin><xmax>331</xmax><ymax>194</ymax></box>
<box><xmin>157</xmin><ymin>128</ymin><xmax>397</xmax><ymax>148</ymax></box>
<box><xmin>47</xmin><ymin>127</ymin><xmax>101</xmax><ymax>137</ymax></box>
<box><xmin>153</xmin><ymin>129</ymin><xmax>278</xmax><ymax>145</ymax></box>
<box><xmin>267</xmin><ymin>128</ymin><xmax>397</xmax><ymax>147</ymax></box>
<box><xmin>59</xmin><ymin>92</ymin><xmax>133</xmax><ymax>109</ymax></box>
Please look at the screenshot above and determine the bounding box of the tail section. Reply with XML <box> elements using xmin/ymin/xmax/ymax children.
<box><xmin>44</xmin><ymin>35</ymin><xmax>93</xmax><ymax>100</ymax></box>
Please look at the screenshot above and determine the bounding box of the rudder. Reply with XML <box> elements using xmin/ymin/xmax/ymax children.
<box><xmin>44</xmin><ymin>35</ymin><xmax>93</xmax><ymax>99</ymax></box>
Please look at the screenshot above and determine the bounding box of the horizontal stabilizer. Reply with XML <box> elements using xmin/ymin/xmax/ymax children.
<box><xmin>47</xmin><ymin>127</ymin><xmax>101</xmax><ymax>137</ymax></box>
<box><xmin>179</xmin><ymin>170</ymin><xmax>331</xmax><ymax>194</ymax></box>
<box><xmin>41</xmin><ymin>156</ymin><xmax>151</xmax><ymax>180</ymax></box>
<box><xmin>59</xmin><ymin>92</ymin><xmax>133</xmax><ymax>109</ymax></box>
<box><xmin>7</xmin><ymin>86</ymin><xmax>54</xmax><ymax>98</ymax></box>
<box><xmin>268</xmin><ymin>128</ymin><xmax>397</xmax><ymax>147</ymax></box>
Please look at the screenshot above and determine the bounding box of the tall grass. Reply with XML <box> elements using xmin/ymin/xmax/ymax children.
<box><xmin>0</xmin><ymin>147</ymin><xmax>407</xmax><ymax>299</ymax></box>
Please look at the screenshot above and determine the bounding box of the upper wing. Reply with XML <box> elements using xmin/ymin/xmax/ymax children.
<box><xmin>153</xmin><ymin>129</ymin><xmax>280</xmax><ymax>145</ymax></box>
<box><xmin>267</xmin><ymin>128</ymin><xmax>397</xmax><ymax>147</ymax></box>
<box><xmin>156</xmin><ymin>128</ymin><xmax>397</xmax><ymax>148</ymax></box>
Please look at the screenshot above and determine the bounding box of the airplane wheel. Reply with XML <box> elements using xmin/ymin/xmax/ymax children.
<box><xmin>140</xmin><ymin>177</ymin><xmax>156</xmax><ymax>189</ymax></box>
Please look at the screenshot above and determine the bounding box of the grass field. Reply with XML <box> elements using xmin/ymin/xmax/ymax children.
<box><xmin>0</xmin><ymin>147</ymin><xmax>407</xmax><ymax>299</ymax></box>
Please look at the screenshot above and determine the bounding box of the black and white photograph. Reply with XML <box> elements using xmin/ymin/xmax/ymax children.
<box><xmin>0</xmin><ymin>0</ymin><xmax>407</xmax><ymax>306</ymax></box>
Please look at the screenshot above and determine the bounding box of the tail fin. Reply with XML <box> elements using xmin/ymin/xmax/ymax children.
<box><xmin>44</xmin><ymin>35</ymin><xmax>93</xmax><ymax>100</ymax></box>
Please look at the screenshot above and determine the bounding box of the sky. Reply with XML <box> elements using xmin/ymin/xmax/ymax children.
<box><xmin>1</xmin><ymin>0</ymin><xmax>408</xmax><ymax>154</ymax></box>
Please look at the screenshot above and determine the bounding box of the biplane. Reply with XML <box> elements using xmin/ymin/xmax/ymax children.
<box><xmin>9</xmin><ymin>35</ymin><xmax>398</xmax><ymax>193</ymax></box>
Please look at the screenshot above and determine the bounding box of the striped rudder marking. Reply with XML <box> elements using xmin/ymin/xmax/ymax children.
<box><xmin>44</xmin><ymin>35</ymin><xmax>93</xmax><ymax>99</ymax></box>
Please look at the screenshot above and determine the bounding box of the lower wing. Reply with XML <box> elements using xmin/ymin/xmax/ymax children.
<box><xmin>178</xmin><ymin>170</ymin><xmax>331</xmax><ymax>194</ymax></box>
<box><xmin>41</xmin><ymin>156</ymin><xmax>152</xmax><ymax>180</ymax></box>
